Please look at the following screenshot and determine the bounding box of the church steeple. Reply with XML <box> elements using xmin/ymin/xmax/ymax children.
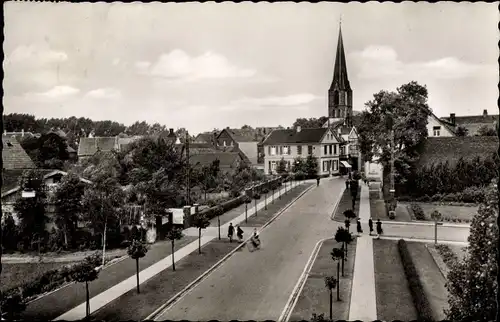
<box><xmin>328</xmin><ymin>21</ymin><xmax>353</xmax><ymax>122</ymax></box>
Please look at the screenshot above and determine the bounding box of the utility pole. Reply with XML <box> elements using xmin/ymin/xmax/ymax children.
<box><xmin>390</xmin><ymin>128</ymin><xmax>395</xmax><ymax>201</ymax></box>
<box><xmin>185</xmin><ymin>132</ymin><xmax>191</xmax><ymax>206</ymax></box>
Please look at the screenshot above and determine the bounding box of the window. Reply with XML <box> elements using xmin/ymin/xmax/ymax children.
<box><xmin>329</xmin><ymin>145</ymin><xmax>332</xmax><ymax>155</ymax></box>
<box><xmin>279</xmin><ymin>146</ymin><xmax>283</xmax><ymax>155</ymax></box>
<box><xmin>270</xmin><ymin>146</ymin><xmax>277</xmax><ymax>156</ymax></box>
<box><xmin>334</xmin><ymin>144</ymin><xmax>337</xmax><ymax>155</ymax></box>
<box><xmin>297</xmin><ymin>145</ymin><xmax>302</xmax><ymax>155</ymax></box>
<box><xmin>323</xmin><ymin>161</ymin><xmax>328</xmax><ymax>172</ymax></box>
<box><xmin>268</xmin><ymin>161</ymin><xmax>272</xmax><ymax>174</ymax></box>
<box><xmin>223</xmin><ymin>141</ymin><xmax>227</xmax><ymax>147</ymax></box>
<box><xmin>334</xmin><ymin>91</ymin><xmax>339</xmax><ymax>105</ymax></box>
<box><xmin>271</xmin><ymin>161</ymin><xmax>277</xmax><ymax>173</ymax></box>
<box><xmin>283</xmin><ymin>146</ymin><xmax>290</xmax><ymax>155</ymax></box>
<box><xmin>433</xmin><ymin>126</ymin><xmax>441</xmax><ymax>137</ymax></box>
<box><xmin>324</xmin><ymin>145</ymin><xmax>328</xmax><ymax>155</ymax></box>
<box><xmin>333</xmin><ymin>160</ymin><xmax>338</xmax><ymax>171</ymax></box>
<box><xmin>308</xmin><ymin>145</ymin><xmax>313</xmax><ymax>155</ymax></box>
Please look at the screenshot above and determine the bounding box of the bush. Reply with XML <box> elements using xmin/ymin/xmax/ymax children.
<box><xmin>410</xmin><ymin>203</ymin><xmax>426</xmax><ymax>220</ymax></box>
<box><xmin>442</xmin><ymin>193</ymin><xmax>459</xmax><ymax>202</ymax></box>
<box><xmin>397</xmin><ymin>239</ymin><xmax>434</xmax><ymax>321</ymax></box>
<box><xmin>435</xmin><ymin>244</ymin><xmax>459</xmax><ymax>270</ymax></box>
<box><xmin>461</xmin><ymin>186</ymin><xmax>485</xmax><ymax>203</ymax></box>
<box><xmin>431</xmin><ymin>193</ymin><xmax>442</xmax><ymax>202</ymax></box>
<box><xmin>416</xmin><ymin>195</ymin><xmax>431</xmax><ymax>202</ymax></box>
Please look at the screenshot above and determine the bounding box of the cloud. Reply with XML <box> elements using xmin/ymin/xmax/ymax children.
<box><xmin>7</xmin><ymin>44</ymin><xmax>68</xmax><ymax>65</ymax></box>
<box><xmin>25</xmin><ymin>85</ymin><xmax>80</xmax><ymax>100</ymax></box>
<box><xmin>86</xmin><ymin>87</ymin><xmax>122</xmax><ymax>99</ymax></box>
<box><xmin>142</xmin><ymin>49</ymin><xmax>257</xmax><ymax>82</ymax></box>
<box><xmin>220</xmin><ymin>93</ymin><xmax>320</xmax><ymax>111</ymax></box>
<box><xmin>135</xmin><ymin>61</ymin><xmax>151</xmax><ymax>74</ymax></box>
<box><xmin>350</xmin><ymin>45</ymin><xmax>494</xmax><ymax>80</ymax></box>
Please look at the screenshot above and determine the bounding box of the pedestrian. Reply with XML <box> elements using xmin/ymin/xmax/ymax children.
<box><xmin>236</xmin><ymin>225</ymin><xmax>244</xmax><ymax>243</ymax></box>
<box><xmin>345</xmin><ymin>179</ymin><xmax>350</xmax><ymax>189</ymax></box>
<box><xmin>248</xmin><ymin>228</ymin><xmax>261</xmax><ymax>251</ymax></box>
<box><xmin>228</xmin><ymin>223</ymin><xmax>234</xmax><ymax>243</ymax></box>
<box><xmin>376</xmin><ymin>219</ymin><xmax>383</xmax><ymax>239</ymax></box>
<box><xmin>316</xmin><ymin>176</ymin><xmax>320</xmax><ymax>187</ymax></box>
<box><xmin>356</xmin><ymin>218</ymin><xmax>363</xmax><ymax>236</ymax></box>
<box><xmin>368</xmin><ymin>218</ymin><xmax>374</xmax><ymax>236</ymax></box>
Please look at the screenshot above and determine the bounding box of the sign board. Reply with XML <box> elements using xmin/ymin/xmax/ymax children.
<box><xmin>169</xmin><ymin>208</ymin><xmax>185</xmax><ymax>225</ymax></box>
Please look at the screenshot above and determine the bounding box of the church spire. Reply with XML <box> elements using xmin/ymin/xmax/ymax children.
<box><xmin>330</xmin><ymin>22</ymin><xmax>350</xmax><ymax>91</ymax></box>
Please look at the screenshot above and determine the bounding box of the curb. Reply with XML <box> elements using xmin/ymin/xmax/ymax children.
<box><xmin>424</xmin><ymin>244</ymin><xmax>448</xmax><ymax>280</ymax></box>
<box><xmin>330</xmin><ymin>186</ymin><xmax>346</xmax><ymax>221</ymax></box>
<box><xmin>278</xmin><ymin>237</ymin><xmax>332</xmax><ymax>322</ymax></box>
<box><xmin>376</xmin><ymin>236</ymin><xmax>468</xmax><ymax>246</ymax></box>
<box><xmin>146</xmin><ymin>183</ymin><xmax>315</xmax><ymax>321</ymax></box>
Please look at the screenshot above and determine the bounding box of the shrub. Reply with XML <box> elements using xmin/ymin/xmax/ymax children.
<box><xmin>431</xmin><ymin>193</ymin><xmax>442</xmax><ymax>202</ymax></box>
<box><xmin>435</xmin><ymin>244</ymin><xmax>459</xmax><ymax>270</ymax></box>
<box><xmin>442</xmin><ymin>193</ymin><xmax>459</xmax><ymax>202</ymax></box>
<box><xmin>388</xmin><ymin>211</ymin><xmax>396</xmax><ymax>220</ymax></box>
<box><xmin>397</xmin><ymin>239</ymin><xmax>434</xmax><ymax>321</ymax></box>
<box><xmin>229</xmin><ymin>189</ymin><xmax>240</xmax><ymax>199</ymax></box>
<box><xmin>416</xmin><ymin>195</ymin><xmax>431</xmax><ymax>202</ymax></box>
<box><xmin>461</xmin><ymin>186</ymin><xmax>485</xmax><ymax>203</ymax></box>
<box><xmin>410</xmin><ymin>203</ymin><xmax>426</xmax><ymax>220</ymax></box>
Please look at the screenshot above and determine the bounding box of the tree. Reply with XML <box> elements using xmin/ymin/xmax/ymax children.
<box><xmin>357</xmin><ymin>81</ymin><xmax>431</xmax><ymax>202</ymax></box>
<box><xmin>126</xmin><ymin>121</ymin><xmax>151</xmax><ymax>136</ymax></box>
<box><xmin>68</xmin><ymin>255</ymin><xmax>100</xmax><ymax>318</ymax></box>
<box><xmin>14</xmin><ymin>170</ymin><xmax>48</xmax><ymax>251</ymax></box>
<box><xmin>54</xmin><ymin>173</ymin><xmax>86</xmax><ymax>248</ymax></box>
<box><xmin>262</xmin><ymin>187</ymin><xmax>269</xmax><ymax>210</ymax></box>
<box><xmin>191</xmin><ymin>212</ymin><xmax>210</xmax><ymax>254</ymax></box>
<box><xmin>253</xmin><ymin>191</ymin><xmax>261</xmax><ymax>217</ymax></box>
<box><xmin>331</xmin><ymin>248</ymin><xmax>344</xmax><ymax>301</ymax></box>
<box><xmin>335</xmin><ymin>227</ymin><xmax>353</xmax><ymax>276</ymax></box>
<box><xmin>292</xmin><ymin>157</ymin><xmax>306</xmax><ymax>180</ymax></box>
<box><xmin>127</xmin><ymin>240</ymin><xmax>148</xmax><ymax>293</ymax></box>
<box><xmin>324</xmin><ymin>276</ymin><xmax>337</xmax><ymax>320</ymax></box>
<box><xmin>2</xmin><ymin>215</ymin><xmax>18</xmax><ymax>252</ymax></box>
<box><xmin>1</xmin><ymin>291</ymin><xmax>26</xmax><ymax>320</ymax></box>
<box><xmin>293</xmin><ymin>116</ymin><xmax>329</xmax><ymax>129</ymax></box>
<box><xmin>445</xmin><ymin>182</ymin><xmax>498</xmax><ymax>321</ymax></box>
<box><xmin>455</xmin><ymin>125</ymin><xmax>468</xmax><ymax>136</ymax></box>
<box><xmin>244</xmin><ymin>195</ymin><xmax>252</xmax><ymax>223</ymax></box>
<box><xmin>477</xmin><ymin>125</ymin><xmax>496</xmax><ymax>136</ymax></box>
<box><xmin>304</xmin><ymin>155</ymin><xmax>319</xmax><ymax>179</ymax></box>
<box><xmin>343</xmin><ymin>209</ymin><xmax>356</xmax><ymax>233</ymax></box>
<box><xmin>277</xmin><ymin>158</ymin><xmax>288</xmax><ymax>176</ymax></box>
<box><xmin>165</xmin><ymin>228</ymin><xmax>184</xmax><ymax>271</ymax></box>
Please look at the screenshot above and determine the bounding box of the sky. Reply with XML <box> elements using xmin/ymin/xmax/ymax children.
<box><xmin>4</xmin><ymin>2</ymin><xmax>499</xmax><ymax>134</ymax></box>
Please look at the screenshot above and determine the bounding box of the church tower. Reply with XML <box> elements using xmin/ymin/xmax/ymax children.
<box><xmin>328</xmin><ymin>23</ymin><xmax>352</xmax><ymax>125</ymax></box>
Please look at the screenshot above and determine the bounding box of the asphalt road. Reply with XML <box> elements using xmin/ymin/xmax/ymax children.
<box><xmin>155</xmin><ymin>177</ymin><xmax>344</xmax><ymax>321</ymax></box>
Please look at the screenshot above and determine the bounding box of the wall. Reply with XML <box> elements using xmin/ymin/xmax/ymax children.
<box><xmin>216</xmin><ymin>130</ymin><xmax>236</xmax><ymax>148</ymax></box>
<box><xmin>238</xmin><ymin>141</ymin><xmax>258</xmax><ymax>165</ymax></box>
<box><xmin>427</xmin><ymin>115</ymin><xmax>454</xmax><ymax>137</ymax></box>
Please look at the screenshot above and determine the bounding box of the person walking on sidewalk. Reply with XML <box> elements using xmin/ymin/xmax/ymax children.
<box><xmin>316</xmin><ymin>176</ymin><xmax>320</xmax><ymax>187</ymax></box>
<box><xmin>368</xmin><ymin>218</ymin><xmax>374</xmax><ymax>236</ymax></box>
<box><xmin>345</xmin><ymin>178</ymin><xmax>350</xmax><ymax>189</ymax></box>
<box><xmin>236</xmin><ymin>225</ymin><xmax>244</xmax><ymax>243</ymax></box>
<box><xmin>376</xmin><ymin>219</ymin><xmax>383</xmax><ymax>239</ymax></box>
<box><xmin>356</xmin><ymin>218</ymin><xmax>363</xmax><ymax>236</ymax></box>
<box><xmin>228</xmin><ymin>223</ymin><xmax>234</xmax><ymax>243</ymax></box>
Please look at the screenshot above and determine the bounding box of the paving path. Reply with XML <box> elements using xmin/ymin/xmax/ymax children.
<box><xmin>155</xmin><ymin>178</ymin><xmax>344</xmax><ymax>321</ymax></box>
<box><xmin>349</xmin><ymin>184</ymin><xmax>377</xmax><ymax>321</ymax></box>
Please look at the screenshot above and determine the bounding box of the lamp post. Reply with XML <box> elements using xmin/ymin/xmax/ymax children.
<box><xmin>431</xmin><ymin>210</ymin><xmax>443</xmax><ymax>245</ymax></box>
<box><xmin>386</xmin><ymin>112</ymin><xmax>396</xmax><ymax>211</ymax></box>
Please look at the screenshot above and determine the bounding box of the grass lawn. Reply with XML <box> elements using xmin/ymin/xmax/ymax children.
<box><xmin>290</xmin><ymin>239</ymin><xmax>357</xmax><ymax>321</ymax></box>
<box><xmin>1</xmin><ymin>261</ymin><xmax>79</xmax><ymax>292</ymax></box>
<box><xmin>332</xmin><ymin>185</ymin><xmax>361</xmax><ymax>222</ymax></box>
<box><xmin>91</xmin><ymin>240</ymin><xmax>240</xmax><ymax>321</ymax></box>
<box><xmin>417</xmin><ymin>203</ymin><xmax>478</xmax><ymax>222</ymax></box>
<box><xmin>373</xmin><ymin>239</ymin><xmax>417</xmax><ymax>321</ymax></box>
<box><xmin>406</xmin><ymin>242</ymin><xmax>448</xmax><ymax>321</ymax></box>
<box><xmin>241</xmin><ymin>183</ymin><xmax>311</xmax><ymax>228</ymax></box>
<box><xmin>21</xmin><ymin>236</ymin><xmax>197</xmax><ymax>320</ymax></box>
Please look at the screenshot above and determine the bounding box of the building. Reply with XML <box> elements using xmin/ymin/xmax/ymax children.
<box><xmin>440</xmin><ymin>110</ymin><xmax>498</xmax><ymax>136</ymax></box>
<box><xmin>262</xmin><ymin>126</ymin><xmax>345</xmax><ymax>176</ymax></box>
<box><xmin>321</xmin><ymin>23</ymin><xmax>360</xmax><ymax>172</ymax></box>
<box><xmin>193</xmin><ymin>132</ymin><xmax>217</xmax><ymax>144</ymax></box>
<box><xmin>189</xmin><ymin>152</ymin><xmax>246</xmax><ymax>172</ymax></box>
<box><xmin>2</xmin><ymin>135</ymin><xmax>36</xmax><ymax>170</ymax></box>
<box><xmin>216</xmin><ymin>128</ymin><xmax>260</xmax><ymax>166</ymax></box>
<box><xmin>77</xmin><ymin>135</ymin><xmax>143</xmax><ymax>160</ymax></box>
<box><xmin>426</xmin><ymin>112</ymin><xmax>456</xmax><ymax>137</ymax></box>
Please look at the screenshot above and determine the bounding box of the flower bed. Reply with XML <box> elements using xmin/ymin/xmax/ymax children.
<box><xmin>405</xmin><ymin>203</ymin><xmax>476</xmax><ymax>224</ymax></box>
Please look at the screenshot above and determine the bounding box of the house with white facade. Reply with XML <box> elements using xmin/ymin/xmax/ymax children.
<box><xmin>262</xmin><ymin>126</ymin><xmax>345</xmax><ymax>176</ymax></box>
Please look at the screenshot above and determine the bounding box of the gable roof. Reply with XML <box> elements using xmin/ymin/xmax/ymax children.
<box><xmin>417</xmin><ymin>136</ymin><xmax>499</xmax><ymax>168</ymax></box>
<box><xmin>262</xmin><ymin>128</ymin><xmax>333</xmax><ymax>145</ymax></box>
<box><xmin>219</xmin><ymin>128</ymin><xmax>259</xmax><ymax>143</ymax></box>
<box><xmin>2</xmin><ymin>135</ymin><xmax>36</xmax><ymax>170</ymax></box>
<box><xmin>194</xmin><ymin>133</ymin><xmax>215</xmax><ymax>143</ymax></box>
<box><xmin>189</xmin><ymin>152</ymin><xmax>242</xmax><ymax>168</ymax></box>
<box><xmin>78</xmin><ymin>137</ymin><xmax>119</xmax><ymax>156</ymax></box>
<box><xmin>441</xmin><ymin>114</ymin><xmax>499</xmax><ymax>125</ymax></box>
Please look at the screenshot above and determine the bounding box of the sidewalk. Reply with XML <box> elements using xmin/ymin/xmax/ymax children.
<box><xmin>51</xmin><ymin>182</ymin><xmax>307</xmax><ymax>321</ymax></box>
<box><xmin>348</xmin><ymin>184</ymin><xmax>377</xmax><ymax>321</ymax></box>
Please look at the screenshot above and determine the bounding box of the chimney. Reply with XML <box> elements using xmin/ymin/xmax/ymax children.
<box><xmin>483</xmin><ymin>109</ymin><xmax>488</xmax><ymax>116</ymax></box>
<box><xmin>296</xmin><ymin>126</ymin><xmax>301</xmax><ymax>133</ymax></box>
<box><xmin>450</xmin><ymin>113</ymin><xmax>456</xmax><ymax>126</ymax></box>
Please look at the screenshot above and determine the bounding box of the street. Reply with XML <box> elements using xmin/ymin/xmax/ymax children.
<box><xmin>155</xmin><ymin>177</ymin><xmax>344</xmax><ymax>321</ymax></box>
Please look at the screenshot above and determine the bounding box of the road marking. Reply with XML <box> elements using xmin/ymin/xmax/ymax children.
<box><xmin>147</xmin><ymin>183</ymin><xmax>315</xmax><ymax>321</ymax></box>
<box><xmin>278</xmin><ymin>237</ymin><xmax>331</xmax><ymax>322</ymax></box>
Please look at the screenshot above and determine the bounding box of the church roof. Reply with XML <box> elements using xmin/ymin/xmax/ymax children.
<box><xmin>330</xmin><ymin>24</ymin><xmax>351</xmax><ymax>92</ymax></box>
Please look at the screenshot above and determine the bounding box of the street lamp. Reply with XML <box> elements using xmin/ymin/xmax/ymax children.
<box><xmin>431</xmin><ymin>210</ymin><xmax>443</xmax><ymax>245</ymax></box>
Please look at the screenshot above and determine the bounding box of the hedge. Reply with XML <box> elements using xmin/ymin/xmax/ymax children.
<box><xmin>435</xmin><ymin>244</ymin><xmax>460</xmax><ymax>270</ymax></box>
<box><xmin>409</xmin><ymin>203</ymin><xmax>426</xmax><ymax>220</ymax></box>
<box><xmin>397</xmin><ymin>239</ymin><xmax>434</xmax><ymax>321</ymax></box>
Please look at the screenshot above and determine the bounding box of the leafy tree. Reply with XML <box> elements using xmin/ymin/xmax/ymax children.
<box><xmin>277</xmin><ymin>158</ymin><xmax>288</xmax><ymax>176</ymax></box>
<box><xmin>67</xmin><ymin>255</ymin><xmax>100</xmax><ymax>319</ymax></box>
<box><xmin>331</xmin><ymin>248</ymin><xmax>344</xmax><ymax>301</ymax></box>
<box><xmin>324</xmin><ymin>276</ymin><xmax>337</xmax><ymax>320</ymax></box>
<box><xmin>14</xmin><ymin>170</ymin><xmax>48</xmax><ymax>251</ymax></box>
<box><xmin>1</xmin><ymin>215</ymin><xmax>18</xmax><ymax>252</ymax></box>
<box><xmin>477</xmin><ymin>125</ymin><xmax>496</xmax><ymax>136</ymax></box>
<box><xmin>166</xmin><ymin>228</ymin><xmax>184</xmax><ymax>271</ymax></box>
<box><xmin>455</xmin><ymin>125</ymin><xmax>468</xmax><ymax>136</ymax></box>
<box><xmin>1</xmin><ymin>291</ymin><xmax>26</xmax><ymax>320</ymax></box>
<box><xmin>126</xmin><ymin>121</ymin><xmax>151</xmax><ymax>136</ymax></box>
<box><xmin>54</xmin><ymin>173</ymin><xmax>86</xmax><ymax>248</ymax></box>
<box><xmin>304</xmin><ymin>155</ymin><xmax>319</xmax><ymax>178</ymax></box>
<box><xmin>358</xmin><ymin>81</ymin><xmax>431</xmax><ymax>202</ymax></box>
<box><xmin>293</xmin><ymin>116</ymin><xmax>329</xmax><ymax>129</ymax></box>
<box><xmin>127</xmin><ymin>240</ymin><xmax>148</xmax><ymax>293</ymax></box>
<box><xmin>253</xmin><ymin>191</ymin><xmax>261</xmax><ymax>217</ymax></box>
<box><xmin>243</xmin><ymin>195</ymin><xmax>252</xmax><ymax>223</ymax></box>
<box><xmin>446</xmin><ymin>182</ymin><xmax>498</xmax><ymax>321</ymax></box>
<box><xmin>262</xmin><ymin>187</ymin><xmax>269</xmax><ymax>210</ymax></box>
<box><xmin>191</xmin><ymin>212</ymin><xmax>210</xmax><ymax>254</ymax></box>
<box><xmin>335</xmin><ymin>227</ymin><xmax>353</xmax><ymax>276</ymax></box>
<box><xmin>343</xmin><ymin>209</ymin><xmax>356</xmax><ymax>232</ymax></box>
<box><xmin>3</xmin><ymin>113</ymin><xmax>39</xmax><ymax>132</ymax></box>
<box><xmin>292</xmin><ymin>157</ymin><xmax>306</xmax><ymax>180</ymax></box>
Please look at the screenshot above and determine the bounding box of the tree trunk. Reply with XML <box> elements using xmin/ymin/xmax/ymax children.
<box><xmin>254</xmin><ymin>199</ymin><xmax>257</xmax><ymax>216</ymax></box>
<box><xmin>198</xmin><ymin>228</ymin><xmax>202</xmax><ymax>254</ymax></box>
<box><xmin>86</xmin><ymin>280</ymin><xmax>90</xmax><ymax>318</ymax></box>
<box><xmin>337</xmin><ymin>261</ymin><xmax>341</xmax><ymax>301</ymax></box>
<box><xmin>245</xmin><ymin>204</ymin><xmax>248</xmax><ymax>223</ymax></box>
<box><xmin>102</xmin><ymin>219</ymin><xmax>107</xmax><ymax>267</ymax></box>
<box><xmin>63</xmin><ymin>223</ymin><xmax>68</xmax><ymax>248</ymax></box>
<box><xmin>171</xmin><ymin>240</ymin><xmax>176</xmax><ymax>271</ymax></box>
<box><xmin>136</xmin><ymin>258</ymin><xmax>140</xmax><ymax>293</ymax></box>
<box><xmin>272</xmin><ymin>190</ymin><xmax>274</xmax><ymax>203</ymax></box>
<box><xmin>218</xmin><ymin>216</ymin><xmax>221</xmax><ymax>240</ymax></box>
<box><xmin>382</xmin><ymin>164</ymin><xmax>391</xmax><ymax>201</ymax></box>
<box><xmin>341</xmin><ymin>244</ymin><xmax>345</xmax><ymax>277</ymax></box>
<box><xmin>265</xmin><ymin>194</ymin><xmax>267</xmax><ymax>210</ymax></box>
<box><xmin>329</xmin><ymin>290</ymin><xmax>333</xmax><ymax>320</ymax></box>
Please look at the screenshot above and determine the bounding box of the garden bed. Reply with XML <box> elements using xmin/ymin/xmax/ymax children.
<box><xmin>369</xmin><ymin>189</ymin><xmax>412</xmax><ymax>222</ymax></box>
<box><xmin>90</xmin><ymin>240</ymin><xmax>240</xmax><ymax>321</ymax></box>
<box><xmin>289</xmin><ymin>239</ymin><xmax>357</xmax><ymax>320</ymax></box>
<box><xmin>373</xmin><ymin>239</ymin><xmax>417</xmax><ymax>321</ymax></box>
<box><xmin>406</xmin><ymin>242</ymin><xmax>448</xmax><ymax>321</ymax></box>
<box><xmin>332</xmin><ymin>184</ymin><xmax>361</xmax><ymax>222</ymax></box>
<box><xmin>405</xmin><ymin>202</ymin><xmax>477</xmax><ymax>223</ymax></box>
